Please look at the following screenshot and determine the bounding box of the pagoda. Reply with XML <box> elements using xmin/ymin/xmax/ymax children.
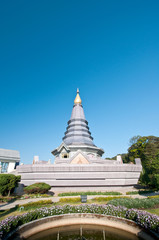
<box><xmin>52</xmin><ymin>89</ymin><xmax>105</xmax><ymax>164</ymax></box>
<box><xmin>17</xmin><ymin>89</ymin><xmax>142</xmax><ymax>188</ymax></box>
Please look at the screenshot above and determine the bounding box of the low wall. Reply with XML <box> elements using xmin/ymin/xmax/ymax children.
<box><xmin>7</xmin><ymin>214</ymin><xmax>157</xmax><ymax>240</ymax></box>
<box><xmin>17</xmin><ymin>164</ymin><xmax>142</xmax><ymax>186</ymax></box>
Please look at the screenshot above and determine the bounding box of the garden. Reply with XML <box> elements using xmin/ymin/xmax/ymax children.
<box><xmin>0</xmin><ymin>175</ymin><xmax>159</xmax><ymax>239</ymax></box>
<box><xmin>0</xmin><ymin>203</ymin><xmax>159</xmax><ymax>239</ymax></box>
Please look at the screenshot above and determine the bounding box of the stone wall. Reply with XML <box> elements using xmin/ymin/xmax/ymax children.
<box><xmin>17</xmin><ymin>163</ymin><xmax>142</xmax><ymax>186</ymax></box>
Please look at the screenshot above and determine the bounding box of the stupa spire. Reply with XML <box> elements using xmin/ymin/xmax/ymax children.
<box><xmin>74</xmin><ymin>88</ymin><xmax>82</xmax><ymax>104</ymax></box>
<box><xmin>62</xmin><ymin>89</ymin><xmax>95</xmax><ymax>146</ymax></box>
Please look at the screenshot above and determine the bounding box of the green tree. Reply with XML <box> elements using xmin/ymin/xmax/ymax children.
<box><xmin>129</xmin><ymin>135</ymin><xmax>141</xmax><ymax>146</ymax></box>
<box><xmin>127</xmin><ymin>136</ymin><xmax>159</xmax><ymax>188</ymax></box>
<box><xmin>0</xmin><ymin>174</ymin><xmax>21</xmax><ymax>196</ymax></box>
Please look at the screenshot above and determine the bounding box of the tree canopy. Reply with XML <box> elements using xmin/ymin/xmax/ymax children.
<box><xmin>127</xmin><ymin>136</ymin><xmax>159</xmax><ymax>188</ymax></box>
<box><xmin>0</xmin><ymin>174</ymin><xmax>21</xmax><ymax>196</ymax></box>
<box><xmin>108</xmin><ymin>135</ymin><xmax>159</xmax><ymax>189</ymax></box>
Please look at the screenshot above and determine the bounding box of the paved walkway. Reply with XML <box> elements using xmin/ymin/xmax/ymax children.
<box><xmin>0</xmin><ymin>197</ymin><xmax>58</xmax><ymax>210</ymax></box>
<box><xmin>0</xmin><ymin>194</ymin><xmax>146</xmax><ymax>211</ymax></box>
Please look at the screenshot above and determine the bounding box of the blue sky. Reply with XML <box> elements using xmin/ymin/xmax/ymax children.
<box><xmin>0</xmin><ymin>0</ymin><xmax>159</xmax><ymax>164</ymax></box>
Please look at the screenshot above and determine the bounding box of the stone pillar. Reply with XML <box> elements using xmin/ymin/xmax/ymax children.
<box><xmin>116</xmin><ymin>155</ymin><xmax>123</xmax><ymax>164</ymax></box>
<box><xmin>33</xmin><ymin>156</ymin><xmax>39</xmax><ymax>164</ymax></box>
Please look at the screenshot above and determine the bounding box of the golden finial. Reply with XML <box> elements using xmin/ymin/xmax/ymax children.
<box><xmin>74</xmin><ymin>88</ymin><xmax>82</xmax><ymax>104</ymax></box>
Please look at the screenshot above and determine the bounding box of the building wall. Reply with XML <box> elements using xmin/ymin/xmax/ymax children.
<box><xmin>8</xmin><ymin>161</ymin><xmax>16</xmax><ymax>173</ymax></box>
<box><xmin>0</xmin><ymin>160</ymin><xmax>16</xmax><ymax>173</ymax></box>
<box><xmin>0</xmin><ymin>148</ymin><xmax>20</xmax><ymax>173</ymax></box>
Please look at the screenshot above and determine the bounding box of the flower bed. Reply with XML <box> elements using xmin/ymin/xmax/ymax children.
<box><xmin>0</xmin><ymin>204</ymin><xmax>159</xmax><ymax>239</ymax></box>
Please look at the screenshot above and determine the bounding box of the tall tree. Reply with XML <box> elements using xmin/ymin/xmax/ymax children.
<box><xmin>129</xmin><ymin>135</ymin><xmax>141</xmax><ymax>146</ymax></box>
<box><xmin>128</xmin><ymin>136</ymin><xmax>159</xmax><ymax>188</ymax></box>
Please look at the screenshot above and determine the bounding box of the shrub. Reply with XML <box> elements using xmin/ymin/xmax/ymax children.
<box><xmin>58</xmin><ymin>191</ymin><xmax>122</xmax><ymax>197</ymax></box>
<box><xmin>0</xmin><ymin>174</ymin><xmax>21</xmax><ymax>196</ymax></box>
<box><xmin>24</xmin><ymin>183</ymin><xmax>51</xmax><ymax>194</ymax></box>
<box><xmin>108</xmin><ymin>197</ymin><xmax>159</xmax><ymax>209</ymax></box>
<box><xmin>59</xmin><ymin>197</ymin><xmax>81</xmax><ymax>203</ymax></box>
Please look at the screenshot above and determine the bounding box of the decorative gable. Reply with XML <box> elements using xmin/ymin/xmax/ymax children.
<box><xmin>52</xmin><ymin>142</ymin><xmax>70</xmax><ymax>157</ymax></box>
<box><xmin>58</xmin><ymin>143</ymin><xmax>70</xmax><ymax>153</ymax></box>
<box><xmin>61</xmin><ymin>146</ymin><xmax>68</xmax><ymax>153</ymax></box>
<box><xmin>70</xmin><ymin>152</ymin><xmax>90</xmax><ymax>164</ymax></box>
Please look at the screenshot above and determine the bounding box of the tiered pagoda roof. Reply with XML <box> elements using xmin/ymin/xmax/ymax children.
<box><xmin>63</xmin><ymin>89</ymin><xmax>95</xmax><ymax>146</ymax></box>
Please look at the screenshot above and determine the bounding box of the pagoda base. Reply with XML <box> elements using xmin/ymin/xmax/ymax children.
<box><xmin>17</xmin><ymin>163</ymin><xmax>142</xmax><ymax>187</ymax></box>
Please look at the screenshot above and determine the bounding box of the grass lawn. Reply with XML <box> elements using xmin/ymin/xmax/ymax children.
<box><xmin>0</xmin><ymin>210</ymin><xmax>26</xmax><ymax>221</ymax></box>
<box><xmin>146</xmin><ymin>208</ymin><xmax>159</xmax><ymax>216</ymax></box>
<box><xmin>58</xmin><ymin>191</ymin><xmax>122</xmax><ymax>197</ymax></box>
<box><xmin>0</xmin><ymin>203</ymin><xmax>54</xmax><ymax>221</ymax></box>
